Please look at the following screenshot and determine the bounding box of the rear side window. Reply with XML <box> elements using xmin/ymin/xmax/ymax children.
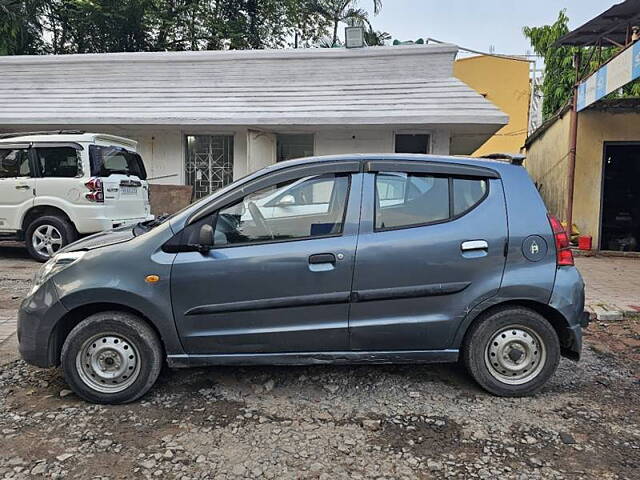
<box><xmin>453</xmin><ymin>178</ymin><xmax>488</xmax><ymax>216</ymax></box>
<box><xmin>0</xmin><ymin>148</ymin><xmax>31</xmax><ymax>178</ymax></box>
<box><xmin>89</xmin><ymin>145</ymin><xmax>147</xmax><ymax>180</ymax></box>
<box><xmin>375</xmin><ymin>172</ymin><xmax>488</xmax><ymax>230</ymax></box>
<box><xmin>35</xmin><ymin>147</ymin><xmax>82</xmax><ymax>178</ymax></box>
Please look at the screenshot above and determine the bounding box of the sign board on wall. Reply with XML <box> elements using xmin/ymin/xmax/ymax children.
<box><xmin>577</xmin><ymin>42</ymin><xmax>640</xmax><ymax>111</ymax></box>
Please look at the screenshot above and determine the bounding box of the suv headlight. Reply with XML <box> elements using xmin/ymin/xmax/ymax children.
<box><xmin>31</xmin><ymin>251</ymin><xmax>86</xmax><ymax>295</ymax></box>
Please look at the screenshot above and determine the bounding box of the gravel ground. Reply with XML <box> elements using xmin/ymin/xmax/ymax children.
<box><xmin>0</xmin><ymin>245</ymin><xmax>639</xmax><ymax>479</ymax></box>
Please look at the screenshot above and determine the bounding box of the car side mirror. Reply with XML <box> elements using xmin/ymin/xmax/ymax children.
<box><xmin>198</xmin><ymin>224</ymin><xmax>214</xmax><ymax>252</ymax></box>
<box><xmin>277</xmin><ymin>194</ymin><xmax>296</xmax><ymax>206</ymax></box>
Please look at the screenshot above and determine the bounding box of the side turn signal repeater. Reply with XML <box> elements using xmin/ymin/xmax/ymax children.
<box><xmin>145</xmin><ymin>275</ymin><xmax>160</xmax><ymax>283</ymax></box>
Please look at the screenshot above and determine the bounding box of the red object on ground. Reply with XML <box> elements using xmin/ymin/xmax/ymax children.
<box><xmin>578</xmin><ymin>235</ymin><xmax>592</xmax><ymax>251</ymax></box>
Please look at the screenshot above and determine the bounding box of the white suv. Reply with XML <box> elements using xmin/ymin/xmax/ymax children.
<box><xmin>0</xmin><ymin>131</ymin><xmax>153</xmax><ymax>261</ymax></box>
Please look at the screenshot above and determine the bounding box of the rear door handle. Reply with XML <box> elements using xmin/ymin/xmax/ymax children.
<box><xmin>15</xmin><ymin>184</ymin><xmax>30</xmax><ymax>190</ymax></box>
<box><xmin>309</xmin><ymin>253</ymin><xmax>336</xmax><ymax>265</ymax></box>
<box><xmin>461</xmin><ymin>240</ymin><xmax>488</xmax><ymax>251</ymax></box>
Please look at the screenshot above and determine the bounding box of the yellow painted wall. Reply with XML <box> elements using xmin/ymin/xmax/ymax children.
<box><xmin>454</xmin><ymin>55</ymin><xmax>530</xmax><ymax>156</ymax></box>
<box><xmin>526</xmin><ymin>108</ymin><xmax>640</xmax><ymax>249</ymax></box>
<box><xmin>524</xmin><ymin>111</ymin><xmax>571</xmax><ymax>223</ymax></box>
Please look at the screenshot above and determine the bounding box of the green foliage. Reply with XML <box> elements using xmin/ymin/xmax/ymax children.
<box><xmin>0</xmin><ymin>0</ymin><xmax>385</xmax><ymax>55</ymax></box>
<box><xmin>524</xmin><ymin>10</ymin><xmax>640</xmax><ymax>120</ymax></box>
<box><xmin>523</xmin><ymin>10</ymin><xmax>577</xmax><ymax>119</ymax></box>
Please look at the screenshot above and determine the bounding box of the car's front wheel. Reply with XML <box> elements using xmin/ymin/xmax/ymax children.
<box><xmin>463</xmin><ymin>307</ymin><xmax>560</xmax><ymax>397</ymax></box>
<box><xmin>60</xmin><ymin>311</ymin><xmax>163</xmax><ymax>404</ymax></box>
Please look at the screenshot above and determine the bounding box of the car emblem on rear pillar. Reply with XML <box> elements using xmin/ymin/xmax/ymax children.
<box><xmin>522</xmin><ymin>236</ymin><xmax>547</xmax><ymax>262</ymax></box>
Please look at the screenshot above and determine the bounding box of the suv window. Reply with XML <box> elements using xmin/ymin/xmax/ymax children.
<box><xmin>89</xmin><ymin>145</ymin><xmax>147</xmax><ymax>180</ymax></box>
<box><xmin>0</xmin><ymin>148</ymin><xmax>31</xmax><ymax>178</ymax></box>
<box><xmin>375</xmin><ymin>172</ymin><xmax>488</xmax><ymax>230</ymax></box>
<box><xmin>185</xmin><ymin>174</ymin><xmax>350</xmax><ymax>247</ymax></box>
<box><xmin>35</xmin><ymin>147</ymin><xmax>82</xmax><ymax>178</ymax></box>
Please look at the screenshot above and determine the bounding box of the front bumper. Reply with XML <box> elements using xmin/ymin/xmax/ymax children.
<box><xmin>17</xmin><ymin>280</ymin><xmax>68</xmax><ymax>368</ymax></box>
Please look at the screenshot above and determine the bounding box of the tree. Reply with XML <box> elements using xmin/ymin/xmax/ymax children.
<box><xmin>313</xmin><ymin>0</ymin><xmax>381</xmax><ymax>47</ymax></box>
<box><xmin>524</xmin><ymin>10</ymin><xmax>640</xmax><ymax>120</ymax></box>
<box><xmin>523</xmin><ymin>10</ymin><xmax>577</xmax><ymax>120</ymax></box>
<box><xmin>0</xmin><ymin>0</ymin><xmax>44</xmax><ymax>55</ymax></box>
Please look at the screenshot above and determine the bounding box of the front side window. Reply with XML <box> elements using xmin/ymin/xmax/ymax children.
<box><xmin>89</xmin><ymin>145</ymin><xmax>147</xmax><ymax>180</ymax></box>
<box><xmin>376</xmin><ymin>173</ymin><xmax>449</xmax><ymax>229</ymax></box>
<box><xmin>196</xmin><ymin>173</ymin><xmax>350</xmax><ymax>247</ymax></box>
<box><xmin>35</xmin><ymin>147</ymin><xmax>82</xmax><ymax>178</ymax></box>
<box><xmin>0</xmin><ymin>148</ymin><xmax>31</xmax><ymax>178</ymax></box>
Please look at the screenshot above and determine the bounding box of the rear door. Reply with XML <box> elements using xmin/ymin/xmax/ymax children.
<box><xmin>89</xmin><ymin>145</ymin><xmax>151</xmax><ymax>221</ymax></box>
<box><xmin>350</xmin><ymin>160</ymin><xmax>507</xmax><ymax>351</ymax></box>
<box><xmin>0</xmin><ymin>144</ymin><xmax>35</xmax><ymax>232</ymax></box>
<box><xmin>32</xmin><ymin>143</ymin><xmax>86</xmax><ymax>210</ymax></box>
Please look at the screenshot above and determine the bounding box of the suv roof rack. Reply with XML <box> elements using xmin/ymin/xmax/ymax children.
<box><xmin>0</xmin><ymin>130</ymin><xmax>86</xmax><ymax>140</ymax></box>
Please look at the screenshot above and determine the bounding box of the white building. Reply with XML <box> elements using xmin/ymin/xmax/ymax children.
<box><xmin>0</xmin><ymin>44</ymin><xmax>507</xmax><ymax>198</ymax></box>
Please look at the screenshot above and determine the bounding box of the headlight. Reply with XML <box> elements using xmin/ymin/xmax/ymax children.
<box><xmin>30</xmin><ymin>251</ymin><xmax>86</xmax><ymax>295</ymax></box>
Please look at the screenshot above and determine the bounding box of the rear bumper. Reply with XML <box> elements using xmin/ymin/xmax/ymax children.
<box><xmin>549</xmin><ymin>266</ymin><xmax>587</xmax><ymax>360</ymax></box>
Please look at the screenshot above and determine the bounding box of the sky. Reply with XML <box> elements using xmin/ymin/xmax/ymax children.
<box><xmin>362</xmin><ymin>0</ymin><xmax>621</xmax><ymax>56</ymax></box>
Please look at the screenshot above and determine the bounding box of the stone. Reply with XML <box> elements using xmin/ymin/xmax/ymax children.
<box><xmin>263</xmin><ymin>380</ymin><xmax>275</xmax><ymax>392</ymax></box>
<box><xmin>59</xmin><ymin>389</ymin><xmax>73</xmax><ymax>398</ymax></box>
<box><xmin>30</xmin><ymin>463</ymin><xmax>48</xmax><ymax>475</ymax></box>
<box><xmin>362</xmin><ymin>419</ymin><xmax>381</xmax><ymax>431</ymax></box>
<box><xmin>56</xmin><ymin>453</ymin><xmax>74</xmax><ymax>462</ymax></box>
<box><xmin>560</xmin><ymin>432</ymin><xmax>576</xmax><ymax>444</ymax></box>
<box><xmin>140</xmin><ymin>459</ymin><xmax>157</xmax><ymax>470</ymax></box>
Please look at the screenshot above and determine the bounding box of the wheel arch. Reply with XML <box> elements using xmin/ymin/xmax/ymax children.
<box><xmin>49</xmin><ymin>302</ymin><xmax>166</xmax><ymax>366</ymax></box>
<box><xmin>21</xmin><ymin>205</ymin><xmax>77</xmax><ymax>233</ymax></box>
<box><xmin>456</xmin><ymin>299</ymin><xmax>578</xmax><ymax>360</ymax></box>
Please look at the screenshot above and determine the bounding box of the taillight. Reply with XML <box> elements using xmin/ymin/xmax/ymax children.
<box><xmin>85</xmin><ymin>177</ymin><xmax>104</xmax><ymax>203</ymax></box>
<box><xmin>547</xmin><ymin>214</ymin><xmax>574</xmax><ymax>266</ymax></box>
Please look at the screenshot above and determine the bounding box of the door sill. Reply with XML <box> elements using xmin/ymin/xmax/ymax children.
<box><xmin>167</xmin><ymin>350</ymin><xmax>459</xmax><ymax>368</ymax></box>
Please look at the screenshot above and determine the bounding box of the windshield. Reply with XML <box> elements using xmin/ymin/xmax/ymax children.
<box><xmin>89</xmin><ymin>145</ymin><xmax>147</xmax><ymax>179</ymax></box>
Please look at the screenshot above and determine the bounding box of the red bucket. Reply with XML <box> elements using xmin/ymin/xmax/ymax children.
<box><xmin>578</xmin><ymin>235</ymin><xmax>592</xmax><ymax>251</ymax></box>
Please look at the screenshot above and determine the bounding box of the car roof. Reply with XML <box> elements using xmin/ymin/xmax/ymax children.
<box><xmin>0</xmin><ymin>132</ymin><xmax>137</xmax><ymax>148</ymax></box>
<box><xmin>267</xmin><ymin>153</ymin><xmax>517</xmax><ymax>175</ymax></box>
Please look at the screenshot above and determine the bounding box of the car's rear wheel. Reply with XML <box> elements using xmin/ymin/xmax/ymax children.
<box><xmin>463</xmin><ymin>307</ymin><xmax>560</xmax><ymax>397</ymax></box>
<box><xmin>25</xmin><ymin>215</ymin><xmax>76</xmax><ymax>262</ymax></box>
<box><xmin>60</xmin><ymin>311</ymin><xmax>163</xmax><ymax>404</ymax></box>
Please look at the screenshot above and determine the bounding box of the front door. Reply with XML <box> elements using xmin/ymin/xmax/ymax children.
<box><xmin>171</xmin><ymin>167</ymin><xmax>362</xmax><ymax>354</ymax></box>
<box><xmin>350</xmin><ymin>160</ymin><xmax>507</xmax><ymax>351</ymax></box>
<box><xmin>0</xmin><ymin>145</ymin><xmax>35</xmax><ymax>232</ymax></box>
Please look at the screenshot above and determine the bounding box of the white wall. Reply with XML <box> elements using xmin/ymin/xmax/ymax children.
<box><xmin>0</xmin><ymin>124</ymin><xmax>451</xmax><ymax>188</ymax></box>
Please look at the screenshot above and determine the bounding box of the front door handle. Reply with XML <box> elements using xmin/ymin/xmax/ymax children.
<box><xmin>15</xmin><ymin>184</ymin><xmax>30</xmax><ymax>190</ymax></box>
<box><xmin>461</xmin><ymin>240</ymin><xmax>489</xmax><ymax>251</ymax></box>
<box><xmin>309</xmin><ymin>253</ymin><xmax>336</xmax><ymax>265</ymax></box>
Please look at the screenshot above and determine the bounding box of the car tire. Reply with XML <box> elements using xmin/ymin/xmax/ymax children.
<box><xmin>60</xmin><ymin>311</ymin><xmax>163</xmax><ymax>405</ymax></box>
<box><xmin>25</xmin><ymin>215</ymin><xmax>77</xmax><ymax>262</ymax></box>
<box><xmin>463</xmin><ymin>307</ymin><xmax>560</xmax><ymax>397</ymax></box>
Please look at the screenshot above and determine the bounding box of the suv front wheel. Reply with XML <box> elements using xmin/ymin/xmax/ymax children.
<box><xmin>25</xmin><ymin>215</ymin><xmax>77</xmax><ymax>262</ymax></box>
<box><xmin>463</xmin><ymin>307</ymin><xmax>561</xmax><ymax>397</ymax></box>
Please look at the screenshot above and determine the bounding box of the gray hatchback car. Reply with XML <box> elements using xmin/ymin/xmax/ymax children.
<box><xmin>18</xmin><ymin>154</ymin><xmax>588</xmax><ymax>404</ymax></box>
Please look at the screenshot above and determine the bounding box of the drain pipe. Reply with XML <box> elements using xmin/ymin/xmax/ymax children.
<box><xmin>566</xmin><ymin>53</ymin><xmax>581</xmax><ymax>236</ymax></box>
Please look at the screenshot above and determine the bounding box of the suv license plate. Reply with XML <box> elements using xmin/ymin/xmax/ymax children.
<box><xmin>121</xmin><ymin>186</ymin><xmax>138</xmax><ymax>195</ymax></box>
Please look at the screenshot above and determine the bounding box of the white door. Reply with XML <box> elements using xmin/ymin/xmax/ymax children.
<box><xmin>0</xmin><ymin>146</ymin><xmax>35</xmax><ymax>232</ymax></box>
<box><xmin>247</xmin><ymin>130</ymin><xmax>276</xmax><ymax>173</ymax></box>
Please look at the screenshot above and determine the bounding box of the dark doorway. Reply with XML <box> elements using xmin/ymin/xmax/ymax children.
<box><xmin>601</xmin><ymin>143</ymin><xmax>640</xmax><ymax>251</ymax></box>
<box><xmin>395</xmin><ymin>134</ymin><xmax>430</xmax><ymax>154</ymax></box>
